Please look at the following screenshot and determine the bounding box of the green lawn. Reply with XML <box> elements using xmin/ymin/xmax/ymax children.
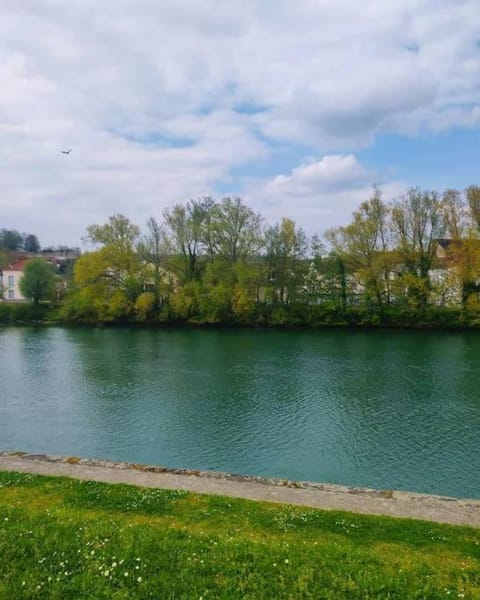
<box><xmin>0</xmin><ymin>471</ymin><xmax>479</xmax><ymax>599</ymax></box>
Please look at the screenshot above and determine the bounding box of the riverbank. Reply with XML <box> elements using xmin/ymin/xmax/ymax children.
<box><xmin>1</xmin><ymin>461</ymin><xmax>479</xmax><ymax>598</ymax></box>
<box><xmin>1</xmin><ymin>452</ymin><xmax>479</xmax><ymax>527</ymax></box>
<box><xmin>2</xmin><ymin>300</ymin><xmax>480</xmax><ymax>330</ymax></box>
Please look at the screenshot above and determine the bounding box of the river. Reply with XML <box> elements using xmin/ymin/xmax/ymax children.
<box><xmin>1</xmin><ymin>326</ymin><xmax>479</xmax><ymax>498</ymax></box>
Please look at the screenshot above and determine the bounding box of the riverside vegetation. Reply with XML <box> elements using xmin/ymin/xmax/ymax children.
<box><xmin>0</xmin><ymin>471</ymin><xmax>479</xmax><ymax>599</ymax></box>
<box><xmin>3</xmin><ymin>186</ymin><xmax>480</xmax><ymax>328</ymax></box>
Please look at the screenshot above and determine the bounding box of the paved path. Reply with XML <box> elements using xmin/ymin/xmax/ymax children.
<box><xmin>1</xmin><ymin>452</ymin><xmax>479</xmax><ymax>528</ymax></box>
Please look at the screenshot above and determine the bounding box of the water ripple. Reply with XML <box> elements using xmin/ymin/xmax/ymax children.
<box><xmin>0</xmin><ymin>327</ymin><xmax>479</xmax><ymax>497</ymax></box>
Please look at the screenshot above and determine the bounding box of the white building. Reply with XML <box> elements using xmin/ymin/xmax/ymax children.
<box><xmin>1</xmin><ymin>259</ymin><xmax>28</xmax><ymax>301</ymax></box>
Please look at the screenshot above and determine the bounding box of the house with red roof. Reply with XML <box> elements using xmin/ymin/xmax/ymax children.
<box><xmin>0</xmin><ymin>258</ymin><xmax>30</xmax><ymax>301</ymax></box>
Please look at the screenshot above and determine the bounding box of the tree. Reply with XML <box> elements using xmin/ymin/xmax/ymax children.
<box><xmin>466</xmin><ymin>185</ymin><xmax>480</xmax><ymax>230</ymax></box>
<box><xmin>163</xmin><ymin>199</ymin><xmax>210</xmax><ymax>281</ymax></box>
<box><xmin>84</xmin><ymin>214</ymin><xmax>143</xmax><ymax>298</ymax></box>
<box><xmin>265</xmin><ymin>218</ymin><xmax>307</xmax><ymax>304</ymax></box>
<box><xmin>326</xmin><ymin>190</ymin><xmax>391</xmax><ymax>307</ymax></box>
<box><xmin>65</xmin><ymin>215</ymin><xmax>145</xmax><ymax>321</ymax></box>
<box><xmin>208</xmin><ymin>197</ymin><xmax>263</xmax><ymax>263</ymax></box>
<box><xmin>19</xmin><ymin>259</ymin><xmax>56</xmax><ymax>305</ymax></box>
<box><xmin>0</xmin><ymin>229</ymin><xmax>23</xmax><ymax>251</ymax></box>
<box><xmin>319</xmin><ymin>252</ymin><xmax>349</xmax><ymax>310</ymax></box>
<box><xmin>86</xmin><ymin>214</ymin><xmax>140</xmax><ymax>257</ymax></box>
<box><xmin>24</xmin><ymin>234</ymin><xmax>40</xmax><ymax>253</ymax></box>
<box><xmin>0</xmin><ymin>250</ymin><xmax>8</xmax><ymax>270</ymax></box>
<box><xmin>138</xmin><ymin>217</ymin><xmax>168</xmax><ymax>309</ymax></box>
<box><xmin>71</xmin><ymin>249</ymin><xmax>137</xmax><ymax>321</ymax></box>
<box><xmin>390</xmin><ymin>188</ymin><xmax>443</xmax><ymax>307</ymax></box>
<box><xmin>231</xmin><ymin>261</ymin><xmax>265</xmax><ymax>320</ymax></box>
<box><xmin>441</xmin><ymin>189</ymin><xmax>468</xmax><ymax>240</ymax></box>
<box><xmin>436</xmin><ymin>189</ymin><xmax>480</xmax><ymax>308</ymax></box>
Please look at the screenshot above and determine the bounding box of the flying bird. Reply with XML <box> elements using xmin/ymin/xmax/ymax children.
<box><xmin>61</xmin><ymin>149</ymin><xmax>72</xmax><ymax>154</ymax></box>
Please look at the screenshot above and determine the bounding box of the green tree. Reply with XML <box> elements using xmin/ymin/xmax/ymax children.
<box><xmin>198</xmin><ymin>259</ymin><xmax>236</xmax><ymax>322</ymax></box>
<box><xmin>320</xmin><ymin>253</ymin><xmax>349</xmax><ymax>311</ymax></box>
<box><xmin>163</xmin><ymin>200</ymin><xmax>211</xmax><ymax>281</ymax></box>
<box><xmin>71</xmin><ymin>249</ymin><xmax>139</xmax><ymax>321</ymax></box>
<box><xmin>86</xmin><ymin>214</ymin><xmax>140</xmax><ymax>266</ymax></box>
<box><xmin>390</xmin><ymin>188</ymin><xmax>443</xmax><ymax>308</ymax></box>
<box><xmin>209</xmin><ymin>197</ymin><xmax>263</xmax><ymax>263</ymax></box>
<box><xmin>19</xmin><ymin>259</ymin><xmax>56</xmax><ymax>305</ymax></box>
<box><xmin>466</xmin><ymin>185</ymin><xmax>480</xmax><ymax>230</ymax></box>
<box><xmin>84</xmin><ymin>214</ymin><xmax>143</xmax><ymax>299</ymax></box>
<box><xmin>1</xmin><ymin>229</ymin><xmax>23</xmax><ymax>251</ymax></box>
<box><xmin>138</xmin><ymin>216</ymin><xmax>168</xmax><ymax>309</ymax></box>
<box><xmin>134</xmin><ymin>292</ymin><xmax>156</xmax><ymax>321</ymax></box>
<box><xmin>325</xmin><ymin>190</ymin><xmax>391</xmax><ymax>307</ymax></box>
<box><xmin>24</xmin><ymin>234</ymin><xmax>40</xmax><ymax>253</ymax></box>
<box><xmin>65</xmin><ymin>215</ymin><xmax>144</xmax><ymax>321</ymax></box>
<box><xmin>265</xmin><ymin>218</ymin><xmax>307</xmax><ymax>304</ymax></box>
<box><xmin>439</xmin><ymin>188</ymin><xmax>480</xmax><ymax>308</ymax></box>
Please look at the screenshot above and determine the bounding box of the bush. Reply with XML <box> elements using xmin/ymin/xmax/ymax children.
<box><xmin>0</xmin><ymin>303</ymin><xmax>13</xmax><ymax>322</ymax></box>
<box><xmin>0</xmin><ymin>302</ymin><xmax>49</xmax><ymax>322</ymax></box>
<box><xmin>135</xmin><ymin>292</ymin><xmax>156</xmax><ymax>321</ymax></box>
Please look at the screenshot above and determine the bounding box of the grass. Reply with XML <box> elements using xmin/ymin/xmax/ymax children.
<box><xmin>0</xmin><ymin>471</ymin><xmax>479</xmax><ymax>599</ymax></box>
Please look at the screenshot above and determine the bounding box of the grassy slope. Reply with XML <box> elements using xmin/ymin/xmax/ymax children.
<box><xmin>0</xmin><ymin>472</ymin><xmax>479</xmax><ymax>599</ymax></box>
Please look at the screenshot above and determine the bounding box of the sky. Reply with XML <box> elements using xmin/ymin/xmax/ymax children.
<box><xmin>1</xmin><ymin>0</ymin><xmax>479</xmax><ymax>247</ymax></box>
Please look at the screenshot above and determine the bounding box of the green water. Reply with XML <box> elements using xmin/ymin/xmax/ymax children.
<box><xmin>1</xmin><ymin>326</ymin><xmax>479</xmax><ymax>498</ymax></box>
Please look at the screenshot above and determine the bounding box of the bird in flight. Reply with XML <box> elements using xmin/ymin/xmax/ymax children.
<box><xmin>61</xmin><ymin>149</ymin><xmax>72</xmax><ymax>154</ymax></box>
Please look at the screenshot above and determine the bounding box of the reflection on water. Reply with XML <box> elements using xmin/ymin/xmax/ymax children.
<box><xmin>1</xmin><ymin>326</ymin><xmax>479</xmax><ymax>498</ymax></box>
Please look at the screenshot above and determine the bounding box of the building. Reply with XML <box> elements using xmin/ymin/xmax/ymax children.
<box><xmin>0</xmin><ymin>258</ymin><xmax>29</xmax><ymax>301</ymax></box>
<box><xmin>39</xmin><ymin>247</ymin><xmax>81</xmax><ymax>260</ymax></box>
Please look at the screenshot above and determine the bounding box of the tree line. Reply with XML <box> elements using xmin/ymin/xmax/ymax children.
<box><xmin>57</xmin><ymin>185</ymin><xmax>480</xmax><ymax>327</ymax></box>
<box><xmin>0</xmin><ymin>229</ymin><xmax>40</xmax><ymax>253</ymax></box>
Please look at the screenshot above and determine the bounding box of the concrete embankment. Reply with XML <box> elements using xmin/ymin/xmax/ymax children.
<box><xmin>1</xmin><ymin>451</ymin><xmax>479</xmax><ymax>528</ymax></box>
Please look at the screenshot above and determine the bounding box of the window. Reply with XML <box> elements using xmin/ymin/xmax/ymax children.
<box><xmin>8</xmin><ymin>275</ymin><xmax>14</xmax><ymax>287</ymax></box>
<box><xmin>8</xmin><ymin>290</ymin><xmax>14</xmax><ymax>299</ymax></box>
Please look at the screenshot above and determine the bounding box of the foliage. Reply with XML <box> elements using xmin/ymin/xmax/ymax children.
<box><xmin>85</xmin><ymin>214</ymin><xmax>140</xmax><ymax>253</ymax></box>
<box><xmin>169</xmin><ymin>281</ymin><xmax>201</xmax><ymax>321</ymax></box>
<box><xmin>0</xmin><ymin>302</ymin><xmax>49</xmax><ymax>322</ymax></box>
<box><xmin>13</xmin><ymin>185</ymin><xmax>480</xmax><ymax>328</ymax></box>
<box><xmin>24</xmin><ymin>234</ymin><xmax>40</xmax><ymax>253</ymax></box>
<box><xmin>0</xmin><ymin>229</ymin><xmax>23</xmax><ymax>250</ymax></box>
<box><xmin>0</xmin><ymin>229</ymin><xmax>41</xmax><ymax>251</ymax></box>
<box><xmin>19</xmin><ymin>259</ymin><xmax>56</xmax><ymax>305</ymax></box>
<box><xmin>266</xmin><ymin>218</ymin><xmax>308</xmax><ymax>304</ymax></box>
<box><xmin>467</xmin><ymin>185</ymin><xmax>480</xmax><ymax>229</ymax></box>
<box><xmin>137</xmin><ymin>216</ymin><xmax>167</xmax><ymax>309</ymax></box>
<box><xmin>208</xmin><ymin>196</ymin><xmax>264</xmax><ymax>263</ymax></box>
<box><xmin>163</xmin><ymin>199</ymin><xmax>211</xmax><ymax>281</ymax></box>
<box><xmin>134</xmin><ymin>292</ymin><xmax>156</xmax><ymax>321</ymax></box>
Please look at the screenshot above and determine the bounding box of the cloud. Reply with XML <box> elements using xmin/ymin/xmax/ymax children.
<box><xmin>0</xmin><ymin>0</ymin><xmax>478</xmax><ymax>244</ymax></box>
<box><xmin>244</xmin><ymin>155</ymin><xmax>406</xmax><ymax>234</ymax></box>
<box><xmin>264</xmin><ymin>155</ymin><xmax>371</xmax><ymax>196</ymax></box>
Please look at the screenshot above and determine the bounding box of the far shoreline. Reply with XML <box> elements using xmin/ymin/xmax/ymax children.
<box><xmin>2</xmin><ymin>317</ymin><xmax>480</xmax><ymax>334</ymax></box>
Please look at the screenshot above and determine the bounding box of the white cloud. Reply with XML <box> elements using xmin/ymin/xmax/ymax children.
<box><xmin>245</xmin><ymin>155</ymin><xmax>407</xmax><ymax>234</ymax></box>
<box><xmin>0</xmin><ymin>0</ymin><xmax>478</xmax><ymax>244</ymax></box>
<box><xmin>265</xmin><ymin>155</ymin><xmax>371</xmax><ymax>196</ymax></box>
